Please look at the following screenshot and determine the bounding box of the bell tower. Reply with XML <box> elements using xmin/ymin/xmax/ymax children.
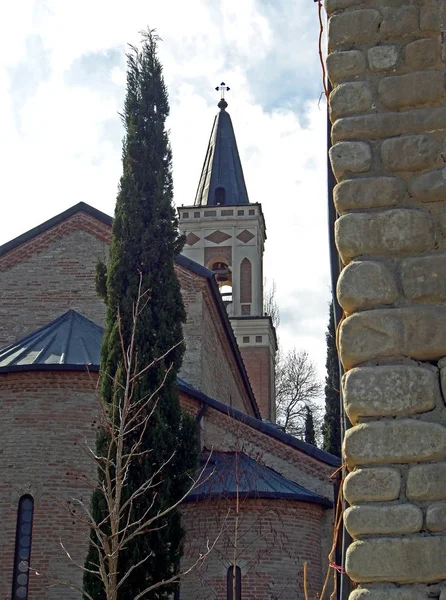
<box><xmin>178</xmin><ymin>87</ymin><xmax>277</xmax><ymax>421</ymax></box>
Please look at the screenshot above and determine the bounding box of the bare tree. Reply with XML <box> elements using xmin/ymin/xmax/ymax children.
<box><xmin>275</xmin><ymin>349</ymin><xmax>323</xmax><ymax>439</ymax></box>
<box><xmin>34</xmin><ymin>278</ymin><xmax>219</xmax><ymax>599</ymax></box>
<box><xmin>263</xmin><ymin>278</ymin><xmax>280</xmax><ymax>330</ymax></box>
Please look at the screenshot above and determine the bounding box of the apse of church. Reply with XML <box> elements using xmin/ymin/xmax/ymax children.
<box><xmin>179</xmin><ymin>92</ymin><xmax>277</xmax><ymax>422</ymax></box>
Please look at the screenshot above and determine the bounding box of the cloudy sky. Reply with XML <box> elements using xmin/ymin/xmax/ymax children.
<box><xmin>0</xmin><ymin>0</ymin><xmax>331</xmax><ymax>378</ymax></box>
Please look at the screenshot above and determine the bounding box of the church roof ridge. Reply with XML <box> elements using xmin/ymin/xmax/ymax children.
<box><xmin>0</xmin><ymin>202</ymin><xmax>112</xmax><ymax>258</ymax></box>
<box><xmin>194</xmin><ymin>104</ymin><xmax>250</xmax><ymax>207</ymax></box>
<box><xmin>178</xmin><ymin>378</ymin><xmax>341</xmax><ymax>468</ymax></box>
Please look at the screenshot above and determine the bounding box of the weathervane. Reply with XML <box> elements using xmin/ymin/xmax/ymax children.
<box><xmin>215</xmin><ymin>81</ymin><xmax>230</xmax><ymax>109</ymax></box>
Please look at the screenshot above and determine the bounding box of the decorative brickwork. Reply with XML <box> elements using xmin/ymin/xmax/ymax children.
<box><xmin>204</xmin><ymin>245</ymin><xmax>232</xmax><ymax>268</ymax></box>
<box><xmin>236</xmin><ymin>229</ymin><xmax>255</xmax><ymax>243</ymax></box>
<box><xmin>205</xmin><ymin>230</ymin><xmax>232</xmax><ymax>244</ymax></box>
<box><xmin>327</xmin><ymin>0</ymin><xmax>446</xmax><ymax>594</ymax></box>
<box><xmin>185</xmin><ymin>232</ymin><xmax>200</xmax><ymax>246</ymax></box>
<box><xmin>240</xmin><ymin>258</ymin><xmax>252</xmax><ymax>303</ymax></box>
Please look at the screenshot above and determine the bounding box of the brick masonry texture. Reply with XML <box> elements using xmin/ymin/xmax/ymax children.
<box><xmin>0</xmin><ymin>209</ymin><xmax>336</xmax><ymax>598</ymax></box>
<box><xmin>328</xmin><ymin>0</ymin><xmax>446</xmax><ymax>592</ymax></box>
<box><xmin>181</xmin><ymin>499</ymin><xmax>324</xmax><ymax>600</ymax></box>
<box><xmin>0</xmin><ymin>372</ymin><xmax>98</xmax><ymax>600</ymax></box>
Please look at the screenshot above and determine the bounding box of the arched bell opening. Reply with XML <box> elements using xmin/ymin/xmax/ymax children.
<box><xmin>208</xmin><ymin>258</ymin><xmax>233</xmax><ymax>312</ymax></box>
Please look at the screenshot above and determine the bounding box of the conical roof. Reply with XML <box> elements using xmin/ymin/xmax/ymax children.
<box><xmin>185</xmin><ymin>451</ymin><xmax>332</xmax><ymax>506</ymax></box>
<box><xmin>194</xmin><ymin>101</ymin><xmax>250</xmax><ymax>206</ymax></box>
<box><xmin>0</xmin><ymin>310</ymin><xmax>103</xmax><ymax>370</ymax></box>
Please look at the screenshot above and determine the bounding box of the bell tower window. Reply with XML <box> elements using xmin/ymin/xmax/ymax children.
<box><xmin>215</xmin><ymin>186</ymin><xmax>226</xmax><ymax>205</ymax></box>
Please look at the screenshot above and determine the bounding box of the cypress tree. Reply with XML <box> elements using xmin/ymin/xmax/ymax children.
<box><xmin>322</xmin><ymin>303</ymin><xmax>341</xmax><ymax>457</ymax></box>
<box><xmin>84</xmin><ymin>30</ymin><xmax>198</xmax><ymax>599</ymax></box>
<box><xmin>304</xmin><ymin>406</ymin><xmax>316</xmax><ymax>446</ymax></box>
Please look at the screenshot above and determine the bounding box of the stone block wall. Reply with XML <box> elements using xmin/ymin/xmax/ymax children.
<box><xmin>327</xmin><ymin>0</ymin><xmax>446</xmax><ymax>595</ymax></box>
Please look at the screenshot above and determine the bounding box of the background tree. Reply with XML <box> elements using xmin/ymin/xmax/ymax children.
<box><xmin>304</xmin><ymin>406</ymin><xmax>316</xmax><ymax>445</ymax></box>
<box><xmin>84</xmin><ymin>29</ymin><xmax>198</xmax><ymax>599</ymax></box>
<box><xmin>263</xmin><ymin>278</ymin><xmax>280</xmax><ymax>330</ymax></box>
<box><xmin>275</xmin><ymin>349</ymin><xmax>322</xmax><ymax>440</ymax></box>
<box><xmin>321</xmin><ymin>303</ymin><xmax>341</xmax><ymax>457</ymax></box>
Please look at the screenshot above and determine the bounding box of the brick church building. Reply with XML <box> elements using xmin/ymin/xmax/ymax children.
<box><xmin>0</xmin><ymin>99</ymin><xmax>339</xmax><ymax>599</ymax></box>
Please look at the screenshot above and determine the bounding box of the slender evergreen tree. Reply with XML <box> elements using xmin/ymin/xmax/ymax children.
<box><xmin>84</xmin><ymin>30</ymin><xmax>198</xmax><ymax>599</ymax></box>
<box><xmin>304</xmin><ymin>406</ymin><xmax>316</xmax><ymax>446</ymax></box>
<box><xmin>322</xmin><ymin>303</ymin><xmax>341</xmax><ymax>457</ymax></box>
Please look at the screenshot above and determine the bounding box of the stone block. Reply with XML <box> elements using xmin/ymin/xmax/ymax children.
<box><xmin>337</xmin><ymin>261</ymin><xmax>398</xmax><ymax>314</ymax></box>
<box><xmin>405</xmin><ymin>38</ymin><xmax>439</xmax><ymax>69</ymax></box>
<box><xmin>426</xmin><ymin>503</ymin><xmax>446</xmax><ymax>532</ymax></box>
<box><xmin>380</xmin><ymin>7</ymin><xmax>419</xmax><ymax>39</ymax></box>
<box><xmin>421</xmin><ymin>1</ymin><xmax>440</xmax><ymax>32</ymax></box>
<box><xmin>347</xmin><ymin>537</ymin><xmax>446</xmax><ymax>583</ymax></box>
<box><xmin>335</xmin><ymin>209</ymin><xmax>433</xmax><ymax>264</ymax></box>
<box><xmin>325</xmin><ymin>0</ymin><xmax>360</xmax><ymax>14</ymax></box>
<box><xmin>343</xmin><ymin>420</ymin><xmax>446</xmax><ymax>469</ymax></box>
<box><xmin>368</xmin><ymin>46</ymin><xmax>399</xmax><ymax>72</ymax></box>
<box><xmin>344</xmin><ymin>504</ymin><xmax>423</xmax><ymax>537</ymax></box>
<box><xmin>344</xmin><ymin>467</ymin><xmax>401</xmax><ymax>504</ymax></box>
<box><xmin>328</xmin><ymin>10</ymin><xmax>381</xmax><ymax>48</ymax></box>
<box><xmin>442</xmin><ymin>368</ymin><xmax>446</xmax><ymax>404</ymax></box>
<box><xmin>381</xmin><ymin>135</ymin><xmax>440</xmax><ymax>173</ymax></box>
<box><xmin>329</xmin><ymin>142</ymin><xmax>372</xmax><ymax>180</ymax></box>
<box><xmin>378</xmin><ymin>71</ymin><xmax>444</xmax><ymax>110</ymax></box>
<box><xmin>332</xmin><ymin>106</ymin><xmax>446</xmax><ymax>143</ymax></box>
<box><xmin>402</xmin><ymin>255</ymin><xmax>446</xmax><ymax>303</ymax></box>
<box><xmin>350</xmin><ymin>589</ymin><xmax>431</xmax><ymax>600</ymax></box>
<box><xmin>339</xmin><ymin>306</ymin><xmax>446</xmax><ymax>369</ymax></box>
<box><xmin>334</xmin><ymin>177</ymin><xmax>406</xmax><ymax>214</ymax></box>
<box><xmin>406</xmin><ymin>462</ymin><xmax>446</xmax><ymax>501</ymax></box>
<box><xmin>330</xmin><ymin>82</ymin><xmax>374</xmax><ymax>121</ymax></box>
<box><xmin>327</xmin><ymin>51</ymin><xmax>366</xmax><ymax>84</ymax></box>
<box><xmin>343</xmin><ymin>365</ymin><xmax>439</xmax><ymax>423</ymax></box>
<box><xmin>409</xmin><ymin>169</ymin><xmax>446</xmax><ymax>203</ymax></box>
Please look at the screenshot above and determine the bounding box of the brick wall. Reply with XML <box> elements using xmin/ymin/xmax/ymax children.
<box><xmin>0</xmin><ymin>213</ymin><xmax>255</xmax><ymax>417</ymax></box>
<box><xmin>180</xmin><ymin>498</ymin><xmax>323</xmax><ymax>600</ymax></box>
<box><xmin>0</xmin><ymin>213</ymin><xmax>110</xmax><ymax>347</ymax></box>
<box><xmin>327</xmin><ymin>0</ymin><xmax>446</xmax><ymax>595</ymax></box>
<box><xmin>0</xmin><ymin>372</ymin><xmax>98</xmax><ymax>600</ymax></box>
<box><xmin>239</xmin><ymin>345</ymin><xmax>273</xmax><ymax>421</ymax></box>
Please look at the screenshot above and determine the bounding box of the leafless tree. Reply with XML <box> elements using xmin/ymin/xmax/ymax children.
<box><xmin>263</xmin><ymin>278</ymin><xmax>280</xmax><ymax>330</ymax></box>
<box><xmin>275</xmin><ymin>349</ymin><xmax>323</xmax><ymax>439</ymax></box>
<box><xmin>35</xmin><ymin>276</ymin><xmax>220</xmax><ymax>600</ymax></box>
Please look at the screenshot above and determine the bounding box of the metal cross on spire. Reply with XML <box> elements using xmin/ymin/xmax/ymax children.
<box><xmin>215</xmin><ymin>81</ymin><xmax>230</xmax><ymax>110</ymax></box>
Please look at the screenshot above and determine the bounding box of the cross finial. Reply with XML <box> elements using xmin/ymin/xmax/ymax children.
<box><xmin>215</xmin><ymin>81</ymin><xmax>230</xmax><ymax>110</ymax></box>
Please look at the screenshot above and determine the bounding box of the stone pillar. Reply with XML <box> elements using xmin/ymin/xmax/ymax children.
<box><xmin>327</xmin><ymin>0</ymin><xmax>446</xmax><ymax>596</ymax></box>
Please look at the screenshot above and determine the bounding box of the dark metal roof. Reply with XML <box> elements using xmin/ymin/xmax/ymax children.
<box><xmin>0</xmin><ymin>310</ymin><xmax>103</xmax><ymax>370</ymax></box>
<box><xmin>195</xmin><ymin>104</ymin><xmax>250</xmax><ymax>206</ymax></box>
<box><xmin>178</xmin><ymin>378</ymin><xmax>341</xmax><ymax>468</ymax></box>
<box><xmin>185</xmin><ymin>451</ymin><xmax>332</xmax><ymax>507</ymax></box>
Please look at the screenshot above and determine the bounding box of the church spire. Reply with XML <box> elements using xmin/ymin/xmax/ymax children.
<box><xmin>194</xmin><ymin>84</ymin><xmax>250</xmax><ymax>206</ymax></box>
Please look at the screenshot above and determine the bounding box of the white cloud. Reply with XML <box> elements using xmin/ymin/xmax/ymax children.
<box><xmin>0</xmin><ymin>0</ymin><xmax>331</xmax><ymax>380</ymax></box>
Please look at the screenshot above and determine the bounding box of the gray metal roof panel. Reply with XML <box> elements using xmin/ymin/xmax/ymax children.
<box><xmin>185</xmin><ymin>452</ymin><xmax>332</xmax><ymax>507</ymax></box>
<box><xmin>0</xmin><ymin>310</ymin><xmax>103</xmax><ymax>369</ymax></box>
